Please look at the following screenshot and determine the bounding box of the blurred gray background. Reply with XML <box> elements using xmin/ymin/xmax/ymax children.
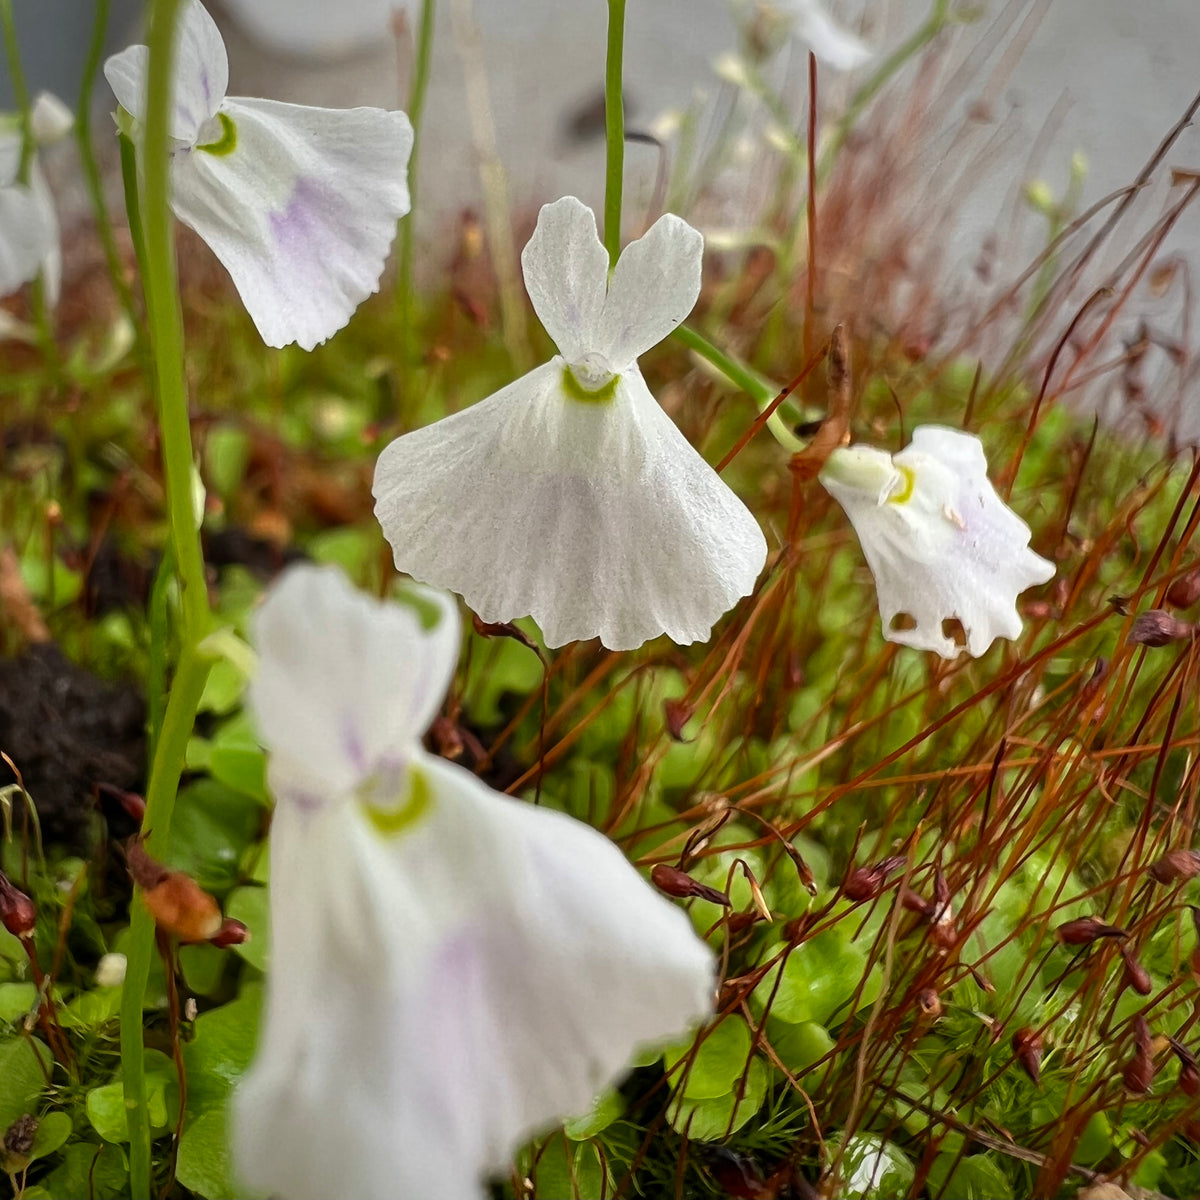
<box><xmin>3</xmin><ymin>1</ymin><xmax>1197</xmax><ymax>432</ymax></box>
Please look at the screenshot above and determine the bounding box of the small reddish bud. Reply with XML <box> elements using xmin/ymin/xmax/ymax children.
<box><xmin>209</xmin><ymin>917</ymin><xmax>250</xmax><ymax>948</ymax></box>
<box><xmin>1165</xmin><ymin>569</ymin><xmax>1200</xmax><ymax>610</ymax></box>
<box><xmin>1012</xmin><ymin>1028</ymin><xmax>1043</xmax><ymax>1085</ymax></box>
<box><xmin>0</xmin><ymin>872</ymin><xmax>36</xmax><ymax>940</ymax></box>
<box><xmin>427</xmin><ymin>715</ymin><xmax>464</xmax><ymax>761</ymax></box>
<box><xmin>1056</xmin><ymin>916</ymin><xmax>1126</xmax><ymax>945</ymax></box>
<box><xmin>784</xmin><ymin>843</ymin><xmax>819</xmax><ymax>897</ymax></box>
<box><xmin>126</xmin><ymin>839</ymin><xmax>223</xmax><ymax>943</ymax></box>
<box><xmin>900</xmin><ymin>887</ymin><xmax>933</xmax><ymax>917</ymax></box>
<box><xmin>1148</xmin><ymin>849</ymin><xmax>1200</xmax><ymax>885</ymax></box>
<box><xmin>1170</xmin><ymin>1041</ymin><xmax>1199</xmax><ymax>1097</ymax></box>
<box><xmin>917</xmin><ymin>988</ymin><xmax>942</xmax><ymax>1020</ymax></box>
<box><xmin>1128</xmin><ymin>609</ymin><xmax>1196</xmax><ymax>647</ymax></box>
<box><xmin>663</xmin><ymin>698</ymin><xmax>694</xmax><ymax>742</ymax></box>
<box><xmin>649</xmin><ymin>864</ymin><xmax>730</xmax><ymax>907</ymax></box>
<box><xmin>1120</xmin><ymin>944</ymin><xmax>1153</xmax><ymax>996</ymax></box>
<box><xmin>843</xmin><ymin>856</ymin><xmax>905</xmax><ymax>902</ymax></box>
<box><xmin>1122</xmin><ymin>1016</ymin><xmax>1155</xmax><ymax>1094</ymax></box>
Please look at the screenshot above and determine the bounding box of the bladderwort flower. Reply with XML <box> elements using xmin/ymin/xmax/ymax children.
<box><xmin>819</xmin><ymin>425</ymin><xmax>1055</xmax><ymax>658</ymax></box>
<box><xmin>234</xmin><ymin>564</ymin><xmax>715</xmax><ymax>1200</ymax></box>
<box><xmin>373</xmin><ymin>195</ymin><xmax>768</xmax><ymax>651</ymax></box>
<box><xmin>0</xmin><ymin>92</ymin><xmax>73</xmax><ymax>305</ymax></box>
<box><xmin>103</xmin><ymin>0</ymin><xmax>413</xmax><ymax>350</ymax></box>
<box><xmin>771</xmin><ymin>0</ymin><xmax>873</xmax><ymax>70</ymax></box>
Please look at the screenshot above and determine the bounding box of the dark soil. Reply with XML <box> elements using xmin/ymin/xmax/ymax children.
<box><xmin>0</xmin><ymin>644</ymin><xmax>145</xmax><ymax>853</ymax></box>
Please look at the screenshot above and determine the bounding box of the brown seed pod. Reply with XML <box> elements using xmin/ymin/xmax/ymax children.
<box><xmin>1165</xmin><ymin>569</ymin><xmax>1200</xmax><ymax>610</ymax></box>
<box><xmin>1120</xmin><ymin>944</ymin><xmax>1153</xmax><ymax>996</ymax></box>
<box><xmin>1</xmin><ymin>1113</ymin><xmax>37</xmax><ymax>1174</ymax></box>
<box><xmin>1128</xmin><ymin>609</ymin><xmax>1196</xmax><ymax>647</ymax></box>
<box><xmin>1056</xmin><ymin>916</ymin><xmax>1126</xmax><ymax>945</ymax></box>
<box><xmin>842</xmin><ymin>855</ymin><xmax>905</xmax><ymax>902</ymax></box>
<box><xmin>649</xmin><ymin>864</ymin><xmax>731</xmax><ymax>908</ymax></box>
<box><xmin>1122</xmin><ymin>1016</ymin><xmax>1155</xmax><ymax>1095</ymax></box>
<box><xmin>1012</xmin><ymin>1027</ymin><xmax>1043</xmax><ymax>1085</ymax></box>
<box><xmin>1148</xmin><ymin>848</ymin><xmax>1200</xmax><ymax>885</ymax></box>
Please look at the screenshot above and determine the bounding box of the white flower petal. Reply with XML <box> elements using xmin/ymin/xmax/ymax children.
<box><xmin>169</xmin><ymin>96</ymin><xmax>412</xmax><ymax>349</ymax></box>
<box><xmin>595</xmin><ymin>212</ymin><xmax>703</xmax><ymax>370</ymax></box>
<box><xmin>0</xmin><ymin>179</ymin><xmax>53</xmax><ymax>298</ymax></box>
<box><xmin>821</xmin><ymin>425</ymin><xmax>1055</xmax><ymax>658</ymax></box>
<box><xmin>248</xmin><ymin>564</ymin><xmax>459</xmax><ymax>800</ymax></box>
<box><xmin>374</xmin><ymin>360</ymin><xmax>768</xmax><ymax>650</ymax></box>
<box><xmin>29</xmin><ymin>163</ymin><xmax>61</xmax><ymax>307</ymax></box>
<box><xmin>783</xmin><ymin>0</ymin><xmax>873</xmax><ymax>71</ymax></box>
<box><xmin>520</xmin><ymin>195</ymin><xmax>610</xmax><ymax>365</ymax></box>
<box><xmin>30</xmin><ymin>92</ymin><xmax>74</xmax><ymax>145</ymax></box>
<box><xmin>103</xmin><ymin>0</ymin><xmax>227</xmax><ymax>142</ymax></box>
<box><xmin>234</xmin><ymin>752</ymin><xmax>713</xmax><ymax>1200</ymax></box>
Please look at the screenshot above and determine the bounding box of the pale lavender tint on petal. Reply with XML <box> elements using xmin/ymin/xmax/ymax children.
<box><xmin>269</xmin><ymin>177</ymin><xmax>349</xmax><ymax>265</ymax></box>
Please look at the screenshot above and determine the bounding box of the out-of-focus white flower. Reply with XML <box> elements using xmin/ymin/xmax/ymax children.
<box><xmin>95</xmin><ymin>952</ymin><xmax>128</xmax><ymax>988</ymax></box>
<box><xmin>103</xmin><ymin>0</ymin><xmax>412</xmax><ymax>350</ymax></box>
<box><xmin>819</xmin><ymin>425</ymin><xmax>1055</xmax><ymax>658</ymax></box>
<box><xmin>772</xmin><ymin>0</ymin><xmax>873</xmax><ymax>71</ymax></box>
<box><xmin>0</xmin><ymin>92</ymin><xmax>73</xmax><ymax>305</ymax></box>
<box><xmin>233</xmin><ymin>564</ymin><xmax>714</xmax><ymax>1200</ymax></box>
<box><xmin>373</xmin><ymin>196</ymin><xmax>768</xmax><ymax>651</ymax></box>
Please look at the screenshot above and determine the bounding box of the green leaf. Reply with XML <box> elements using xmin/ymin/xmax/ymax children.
<box><xmin>224</xmin><ymin>887</ymin><xmax>269</xmax><ymax>972</ymax></box>
<box><xmin>756</xmin><ymin>925</ymin><xmax>881</xmax><ymax>1026</ymax></box>
<box><xmin>0</xmin><ymin>981</ymin><xmax>38</xmax><ymax>1023</ymax></box>
<box><xmin>169</xmin><ymin>778</ymin><xmax>264</xmax><ymax>893</ymax></box>
<box><xmin>666</xmin><ymin>1056</ymin><xmax>769</xmax><ymax>1141</ymax></box>
<box><xmin>182</xmin><ymin>985</ymin><xmax>262</xmax><ymax>1115</ymax></box>
<box><xmin>767</xmin><ymin>1019</ymin><xmax>834</xmax><ymax>1077</ymax></box>
<box><xmin>531</xmin><ymin>1132</ymin><xmax>609</xmax><ymax>1200</ymax></box>
<box><xmin>208</xmin><ymin>740</ymin><xmax>269</xmax><ymax>805</ymax></box>
<box><xmin>839</xmin><ymin>1133</ymin><xmax>914</xmax><ymax>1199</ymax></box>
<box><xmin>664</xmin><ymin>1017</ymin><xmax>751</xmax><ymax>1100</ymax></box>
<box><xmin>37</xmin><ymin>1140</ymin><xmax>129</xmax><ymax>1199</ymax></box>
<box><xmin>562</xmin><ymin>1088</ymin><xmax>624</xmax><ymax>1141</ymax></box>
<box><xmin>198</xmin><ymin>657</ymin><xmax>249</xmax><ymax>716</ymax></box>
<box><xmin>59</xmin><ymin>986</ymin><xmax>123</xmax><ymax>1029</ymax></box>
<box><xmin>85</xmin><ymin>1052</ymin><xmax>177</xmax><ymax>1143</ymax></box>
<box><xmin>176</xmin><ymin>1107</ymin><xmax>236</xmax><ymax>1200</ymax></box>
<box><xmin>29</xmin><ymin>1110</ymin><xmax>72</xmax><ymax>1161</ymax></box>
<box><xmin>0</xmin><ymin>1036</ymin><xmax>51</xmax><ymax>1130</ymax></box>
<box><xmin>178</xmin><ymin>943</ymin><xmax>230</xmax><ymax>997</ymax></box>
<box><xmin>927</xmin><ymin>1153</ymin><xmax>1014</xmax><ymax>1200</ymax></box>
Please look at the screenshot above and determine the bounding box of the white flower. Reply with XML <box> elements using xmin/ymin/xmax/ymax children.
<box><xmin>819</xmin><ymin>425</ymin><xmax>1055</xmax><ymax>658</ymax></box>
<box><xmin>373</xmin><ymin>196</ymin><xmax>768</xmax><ymax>651</ymax></box>
<box><xmin>103</xmin><ymin>0</ymin><xmax>413</xmax><ymax>350</ymax></box>
<box><xmin>774</xmin><ymin>0</ymin><xmax>873</xmax><ymax>70</ymax></box>
<box><xmin>233</xmin><ymin>564</ymin><xmax>715</xmax><ymax>1200</ymax></box>
<box><xmin>0</xmin><ymin>92</ymin><xmax>73</xmax><ymax>306</ymax></box>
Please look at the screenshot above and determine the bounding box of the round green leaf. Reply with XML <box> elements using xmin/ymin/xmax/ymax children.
<box><xmin>224</xmin><ymin>887</ymin><xmax>269</xmax><ymax>972</ymax></box>
<box><xmin>29</xmin><ymin>1110</ymin><xmax>72</xmax><ymax>1161</ymax></box>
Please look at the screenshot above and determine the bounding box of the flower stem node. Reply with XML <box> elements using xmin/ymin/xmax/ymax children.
<box><xmin>819</xmin><ymin>426</ymin><xmax>1055</xmax><ymax>658</ymax></box>
<box><xmin>374</xmin><ymin>196</ymin><xmax>768</xmax><ymax>650</ymax></box>
<box><xmin>103</xmin><ymin>0</ymin><xmax>413</xmax><ymax>349</ymax></box>
<box><xmin>234</xmin><ymin>565</ymin><xmax>716</xmax><ymax>1200</ymax></box>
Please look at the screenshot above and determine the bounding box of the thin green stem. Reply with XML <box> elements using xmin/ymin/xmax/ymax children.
<box><xmin>118</xmin><ymin>2</ymin><xmax>216</xmax><ymax>1193</ymax></box>
<box><xmin>0</xmin><ymin>0</ymin><xmax>34</xmax><ymax>178</ymax></box>
<box><xmin>76</xmin><ymin>0</ymin><xmax>141</xmax><ymax>332</ymax></box>
<box><xmin>140</xmin><ymin>0</ymin><xmax>208</xmax><ymax>636</ymax></box>
<box><xmin>396</xmin><ymin>0</ymin><xmax>436</xmax><ymax>399</ymax></box>
<box><xmin>672</xmin><ymin>323</ymin><xmax>806</xmax><ymax>453</ymax></box>
<box><xmin>119</xmin><ymin>645</ymin><xmax>211</xmax><ymax>1200</ymax></box>
<box><xmin>603</xmin><ymin>0</ymin><xmax>626</xmax><ymax>264</ymax></box>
